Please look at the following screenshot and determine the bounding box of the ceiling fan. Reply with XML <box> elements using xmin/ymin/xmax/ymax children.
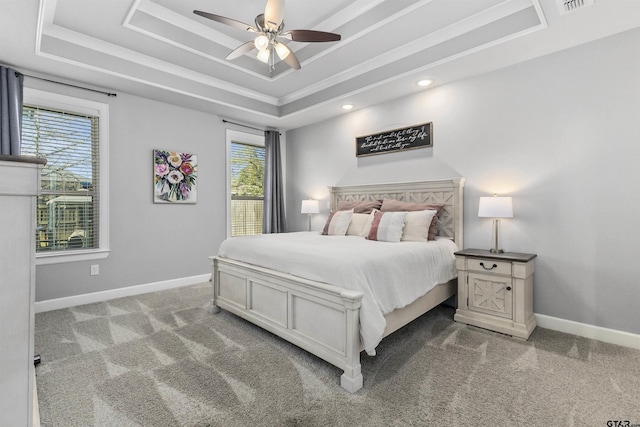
<box><xmin>194</xmin><ymin>0</ymin><xmax>341</xmax><ymax>71</ymax></box>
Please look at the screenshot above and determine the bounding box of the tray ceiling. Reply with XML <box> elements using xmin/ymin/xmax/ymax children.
<box><xmin>3</xmin><ymin>0</ymin><xmax>640</xmax><ymax>129</ymax></box>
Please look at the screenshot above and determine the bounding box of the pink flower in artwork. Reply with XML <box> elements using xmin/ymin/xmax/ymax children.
<box><xmin>155</xmin><ymin>163</ymin><xmax>169</xmax><ymax>177</ymax></box>
<box><xmin>180</xmin><ymin>162</ymin><xmax>194</xmax><ymax>176</ymax></box>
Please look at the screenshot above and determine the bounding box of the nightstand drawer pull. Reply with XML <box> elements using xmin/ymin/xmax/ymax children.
<box><xmin>467</xmin><ymin>259</ymin><xmax>512</xmax><ymax>275</ymax></box>
<box><xmin>506</xmin><ymin>286</ymin><xmax>512</xmax><ymax>291</ymax></box>
<box><xmin>480</xmin><ymin>262</ymin><xmax>498</xmax><ymax>270</ymax></box>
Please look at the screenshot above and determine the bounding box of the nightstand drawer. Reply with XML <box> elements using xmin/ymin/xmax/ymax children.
<box><xmin>467</xmin><ymin>258</ymin><xmax>511</xmax><ymax>275</ymax></box>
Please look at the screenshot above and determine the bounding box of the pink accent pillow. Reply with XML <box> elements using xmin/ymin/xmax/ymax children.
<box><xmin>337</xmin><ymin>200</ymin><xmax>382</xmax><ymax>214</ymax></box>
<box><xmin>380</xmin><ymin>199</ymin><xmax>446</xmax><ymax>240</ymax></box>
<box><xmin>367</xmin><ymin>211</ymin><xmax>407</xmax><ymax>242</ymax></box>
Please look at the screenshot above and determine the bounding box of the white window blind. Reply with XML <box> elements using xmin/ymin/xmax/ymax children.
<box><xmin>230</xmin><ymin>141</ymin><xmax>265</xmax><ymax>237</ymax></box>
<box><xmin>21</xmin><ymin>105</ymin><xmax>100</xmax><ymax>253</ymax></box>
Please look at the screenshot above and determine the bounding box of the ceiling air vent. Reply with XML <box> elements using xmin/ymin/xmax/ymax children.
<box><xmin>557</xmin><ymin>0</ymin><xmax>595</xmax><ymax>14</ymax></box>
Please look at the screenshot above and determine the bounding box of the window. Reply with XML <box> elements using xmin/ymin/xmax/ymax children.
<box><xmin>22</xmin><ymin>89</ymin><xmax>109</xmax><ymax>264</ymax></box>
<box><xmin>227</xmin><ymin>130</ymin><xmax>265</xmax><ymax>237</ymax></box>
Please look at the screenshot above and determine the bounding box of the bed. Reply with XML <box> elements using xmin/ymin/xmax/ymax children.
<box><xmin>209</xmin><ymin>178</ymin><xmax>465</xmax><ymax>392</ymax></box>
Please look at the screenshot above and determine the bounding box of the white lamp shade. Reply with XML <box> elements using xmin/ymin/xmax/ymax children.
<box><xmin>301</xmin><ymin>199</ymin><xmax>319</xmax><ymax>214</ymax></box>
<box><xmin>254</xmin><ymin>35</ymin><xmax>269</xmax><ymax>51</ymax></box>
<box><xmin>256</xmin><ymin>48</ymin><xmax>270</xmax><ymax>63</ymax></box>
<box><xmin>275</xmin><ymin>42</ymin><xmax>290</xmax><ymax>60</ymax></box>
<box><xmin>478</xmin><ymin>196</ymin><xmax>513</xmax><ymax>218</ymax></box>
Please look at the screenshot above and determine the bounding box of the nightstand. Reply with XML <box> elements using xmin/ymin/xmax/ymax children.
<box><xmin>454</xmin><ymin>249</ymin><xmax>537</xmax><ymax>339</ymax></box>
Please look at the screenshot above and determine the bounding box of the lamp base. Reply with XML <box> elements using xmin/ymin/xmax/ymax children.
<box><xmin>489</xmin><ymin>219</ymin><xmax>505</xmax><ymax>254</ymax></box>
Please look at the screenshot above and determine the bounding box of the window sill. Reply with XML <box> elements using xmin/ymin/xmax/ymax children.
<box><xmin>36</xmin><ymin>249</ymin><xmax>110</xmax><ymax>265</ymax></box>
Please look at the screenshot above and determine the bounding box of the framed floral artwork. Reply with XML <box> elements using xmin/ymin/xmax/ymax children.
<box><xmin>153</xmin><ymin>149</ymin><xmax>197</xmax><ymax>203</ymax></box>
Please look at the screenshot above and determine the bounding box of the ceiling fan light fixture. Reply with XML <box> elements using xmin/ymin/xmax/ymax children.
<box><xmin>257</xmin><ymin>48</ymin><xmax>271</xmax><ymax>63</ymax></box>
<box><xmin>194</xmin><ymin>1</ymin><xmax>341</xmax><ymax>71</ymax></box>
<box><xmin>254</xmin><ymin>35</ymin><xmax>270</xmax><ymax>51</ymax></box>
<box><xmin>275</xmin><ymin>42</ymin><xmax>290</xmax><ymax>60</ymax></box>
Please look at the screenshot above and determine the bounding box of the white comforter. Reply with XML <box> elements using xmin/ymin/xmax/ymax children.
<box><xmin>218</xmin><ymin>232</ymin><xmax>458</xmax><ymax>355</ymax></box>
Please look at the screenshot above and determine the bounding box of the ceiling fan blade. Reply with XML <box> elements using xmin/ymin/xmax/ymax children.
<box><xmin>284</xmin><ymin>29</ymin><xmax>341</xmax><ymax>43</ymax></box>
<box><xmin>264</xmin><ymin>0</ymin><xmax>284</xmax><ymax>30</ymax></box>
<box><xmin>282</xmin><ymin>48</ymin><xmax>301</xmax><ymax>70</ymax></box>
<box><xmin>226</xmin><ymin>41</ymin><xmax>256</xmax><ymax>60</ymax></box>
<box><xmin>193</xmin><ymin>10</ymin><xmax>257</xmax><ymax>32</ymax></box>
<box><xmin>255</xmin><ymin>14</ymin><xmax>265</xmax><ymax>32</ymax></box>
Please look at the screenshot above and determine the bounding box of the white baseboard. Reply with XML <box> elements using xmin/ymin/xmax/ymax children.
<box><xmin>536</xmin><ymin>313</ymin><xmax>640</xmax><ymax>350</ymax></box>
<box><xmin>34</xmin><ymin>274</ymin><xmax>211</xmax><ymax>313</ymax></box>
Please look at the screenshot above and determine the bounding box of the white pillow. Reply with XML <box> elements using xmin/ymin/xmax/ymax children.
<box><xmin>366</xmin><ymin>211</ymin><xmax>408</xmax><ymax>242</ymax></box>
<box><xmin>358</xmin><ymin>209</ymin><xmax>378</xmax><ymax>237</ymax></box>
<box><xmin>401</xmin><ymin>210</ymin><xmax>438</xmax><ymax>242</ymax></box>
<box><xmin>321</xmin><ymin>209</ymin><xmax>353</xmax><ymax>236</ymax></box>
<box><xmin>346</xmin><ymin>213</ymin><xmax>371</xmax><ymax>236</ymax></box>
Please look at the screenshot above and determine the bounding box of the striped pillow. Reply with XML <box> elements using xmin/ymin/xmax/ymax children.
<box><xmin>322</xmin><ymin>209</ymin><xmax>353</xmax><ymax>236</ymax></box>
<box><xmin>367</xmin><ymin>211</ymin><xmax>408</xmax><ymax>242</ymax></box>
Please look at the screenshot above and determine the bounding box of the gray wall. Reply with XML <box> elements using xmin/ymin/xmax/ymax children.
<box><xmin>285</xmin><ymin>27</ymin><xmax>640</xmax><ymax>335</ymax></box>
<box><xmin>33</xmin><ymin>84</ymin><xmax>229</xmax><ymax>302</ymax></box>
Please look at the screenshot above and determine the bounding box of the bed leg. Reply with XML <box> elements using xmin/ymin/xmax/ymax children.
<box><xmin>340</xmin><ymin>290</ymin><xmax>364</xmax><ymax>393</ymax></box>
<box><xmin>208</xmin><ymin>273</ymin><xmax>221</xmax><ymax>314</ymax></box>
<box><xmin>340</xmin><ymin>365</ymin><xmax>363</xmax><ymax>393</ymax></box>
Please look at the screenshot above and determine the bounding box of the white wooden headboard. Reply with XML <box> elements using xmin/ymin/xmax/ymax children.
<box><xmin>328</xmin><ymin>178</ymin><xmax>466</xmax><ymax>249</ymax></box>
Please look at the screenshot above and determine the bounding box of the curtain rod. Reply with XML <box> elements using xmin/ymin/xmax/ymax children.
<box><xmin>13</xmin><ymin>70</ymin><xmax>117</xmax><ymax>97</ymax></box>
<box><xmin>1</xmin><ymin>64</ymin><xmax>116</xmax><ymax>97</ymax></box>
<box><xmin>222</xmin><ymin>119</ymin><xmax>279</xmax><ymax>134</ymax></box>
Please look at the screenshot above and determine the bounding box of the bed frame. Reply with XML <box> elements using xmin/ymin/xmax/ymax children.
<box><xmin>209</xmin><ymin>178</ymin><xmax>465</xmax><ymax>393</ymax></box>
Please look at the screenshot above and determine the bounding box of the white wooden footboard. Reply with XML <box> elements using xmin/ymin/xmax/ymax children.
<box><xmin>210</xmin><ymin>256</ymin><xmax>365</xmax><ymax>393</ymax></box>
<box><xmin>209</xmin><ymin>178</ymin><xmax>465</xmax><ymax>392</ymax></box>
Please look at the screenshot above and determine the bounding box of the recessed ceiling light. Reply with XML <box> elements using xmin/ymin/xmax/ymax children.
<box><xmin>342</xmin><ymin>104</ymin><xmax>354</xmax><ymax>110</ymax></box>
<box><xmin>417</xmin><ymin>79</ymin><xmax>433</xmax><ymax>87</ymax></box>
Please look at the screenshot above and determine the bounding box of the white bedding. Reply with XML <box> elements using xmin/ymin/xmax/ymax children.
<box><xmin>218</xmin><ymin>232</ymin><xmax>458</xmax><ymax>355</ymax></box>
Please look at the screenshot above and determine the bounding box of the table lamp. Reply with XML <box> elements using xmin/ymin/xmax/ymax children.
<box><xmin>301</xmin><ymin>199</ymin><xmax>319</xmax><ymax>231</ymax></box>
<box><xmin>478</xmin><ymin>194</ymin><xmax>513</xmax><ymax>253</ymax></box>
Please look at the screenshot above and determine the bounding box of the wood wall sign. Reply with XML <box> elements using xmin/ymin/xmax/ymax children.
<box><xmin>355</xmin><ymin>122</ymin><xmax>432</xmax><ymax>157</ymax></box>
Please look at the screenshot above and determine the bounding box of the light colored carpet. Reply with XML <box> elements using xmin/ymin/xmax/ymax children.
<box><xmin>34</xmin><ymin>283</ymin><xmax>640</xmax><ymax>426</ymax></box>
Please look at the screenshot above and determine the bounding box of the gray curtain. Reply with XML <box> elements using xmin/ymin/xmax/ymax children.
<box><xmin>0</xmin><ymin>66</ymin><xmax>24</xmax><ymax>155</ymax></box>
<box><xmin>263</xmin><ymin>130</ymin><xmax>286</xmax><ymax>233</ymax></box>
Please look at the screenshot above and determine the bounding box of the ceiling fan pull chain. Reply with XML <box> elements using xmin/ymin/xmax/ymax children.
<box><xmin>269</xmin><ymin>35</ymin><xmax>275</xmax><ymax>72</ymax></box>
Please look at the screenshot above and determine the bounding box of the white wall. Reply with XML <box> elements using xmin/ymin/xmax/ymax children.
<box><xmin>33</xmin><ymin>83</ymin><xmax>230</xmax><ymax>302</ymax></box>
<box><xmin>285</xmin><ymin>27</ymin><xmax>640</xmax><ymax>335</ymax></box>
